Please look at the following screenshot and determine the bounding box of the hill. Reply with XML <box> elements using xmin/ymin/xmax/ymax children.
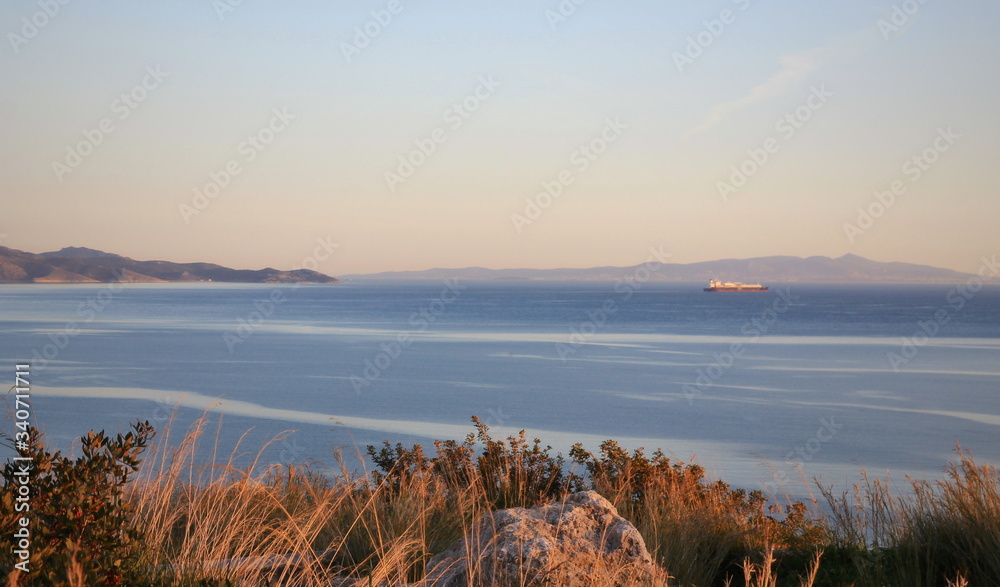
<box><xmin>342</xmin><ymin>254</ymin><xmax>972</xmax><ymax>283</ymax></box>
<box><xmin>0</xmin><ymin>246</ymin><xmax>339</xmax><ymax>284</ymax></box>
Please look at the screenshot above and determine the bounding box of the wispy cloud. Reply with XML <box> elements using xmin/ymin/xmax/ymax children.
<box><xmin>683</xmin><ymin>24</ymin><xmax>882</xmax><ymax>140</ymax></box>
<box><xmin>684</xmin><ymin>49</ymin><xmax>822</xmax><ymax>139</ymax></box>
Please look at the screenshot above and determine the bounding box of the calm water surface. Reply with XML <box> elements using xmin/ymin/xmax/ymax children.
<box><xmin>1</xmin><ymin>281</ymin><xmax>998</xmax><ymax>496</ymax></box>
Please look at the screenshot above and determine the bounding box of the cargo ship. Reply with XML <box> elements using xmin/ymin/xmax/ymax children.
<box><xmin>703</xmin><ymin>279</ymin><xmax>768</xmax><ymax>292</ymax></box>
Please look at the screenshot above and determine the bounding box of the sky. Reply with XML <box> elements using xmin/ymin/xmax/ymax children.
<box><xmin>1</xmin><ymin>0</ymin><xmax>998</xmax><ymax>276</ymax></box>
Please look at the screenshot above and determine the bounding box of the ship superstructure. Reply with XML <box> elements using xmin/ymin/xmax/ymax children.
<box><xmin>703</xmin><ymin>279</ymin><xmax>768</xmax><ymax>292</ymax></box>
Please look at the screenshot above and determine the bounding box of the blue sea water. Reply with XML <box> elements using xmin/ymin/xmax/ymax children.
<box><xmin>1</xmin><ymin>280</ymin><xmax>998</xmax><ymax>497</ymax></box>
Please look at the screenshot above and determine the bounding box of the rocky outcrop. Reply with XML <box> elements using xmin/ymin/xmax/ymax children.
<box><xmin>420</xmin><ymin>491</ymin><xmax>669</xmax><ymax>587</ymax></box>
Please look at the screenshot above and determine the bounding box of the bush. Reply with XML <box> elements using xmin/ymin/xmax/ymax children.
<box><xmin>570</xmin><ymin>439</ymin><xmax>829</xmax><ymax>586</ymax></box>
<box><xmin>367</xmin><ymin>416</ymin><xmax>579</xmax><ymax>510</ymax></box>
<box><xmin>1</xmin><ymin>421</ymin><xmax>154</xmax><ymax>586</ymax></box>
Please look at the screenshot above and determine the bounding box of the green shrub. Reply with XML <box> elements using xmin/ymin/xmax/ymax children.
<box><xmin>1</xmin><ymin>421</ymin><xmax>154</xmax><ymax>586</ymax></box>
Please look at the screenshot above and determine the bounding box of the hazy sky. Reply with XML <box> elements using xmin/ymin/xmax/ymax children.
<box><xmin>2</xmin><ymin>1</ymin><xmax>998</xmax><ymax>275</ymax></box>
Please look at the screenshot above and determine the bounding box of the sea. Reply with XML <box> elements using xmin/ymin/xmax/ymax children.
<box><xmin>1</xmin><ymin>280</ymin><xmax>999</xmax><ymax>499</ymax></box>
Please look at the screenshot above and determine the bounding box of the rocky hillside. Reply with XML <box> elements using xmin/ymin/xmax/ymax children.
<box><xmin>0</xmin><ymin>246</ymin><xmax>339</xmax><ymax>284</ymax></box>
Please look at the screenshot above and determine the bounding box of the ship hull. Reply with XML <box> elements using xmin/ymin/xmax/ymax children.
<box><xmin>703</xmin><ymin>286</ymin><xmax>768</xmax><ymax>292</ymax></box>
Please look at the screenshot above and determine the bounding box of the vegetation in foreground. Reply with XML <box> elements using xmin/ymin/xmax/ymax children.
<box><xmin>1</xmin><ymin>416</ymin><xmax>997</xmax><ymax>586</ymax></box>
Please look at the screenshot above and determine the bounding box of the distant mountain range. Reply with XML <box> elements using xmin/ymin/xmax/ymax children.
<box><xmin>0</xmin><ymin>246</ymin><xmax>339</xmax><ymax>284</ymax></box>
<box><xmin>0</xmin><ymin>247</ymin><xmax>971</xmax><ymax>285</ymax></box>
<box><xmin>343</xmin><ymin>254</ymin><xmax>972</xmax><ymax>283</ymax></box>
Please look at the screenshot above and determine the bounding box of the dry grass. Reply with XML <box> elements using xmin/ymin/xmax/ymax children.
<box><xmin>577</xmin><ymin>443</ymin><xmax>829</xmax><ymax>587</ymax></box>
<box><xmin>729</xmin><ymin>547</ymin><xmax>821</xmax><ymax>587</ymax></box>
<box><xmin>7</xmin><ymin>414</ymin><xmax>997</xmax><ymax>586</ymax></box>
<box><xmin>119</xmin><ymin>415</ymin><xmax>830</xmax><ymax>586</ymax></box>
<box><xmin>820</xmin><ymin>445</ymin><xmax>1000</xmax><ymax>586</ymax></box>
<box><xmin>612</xmin><ymin>476</ymin><xmax>751</xmax><ymax>586</ymax></box>
<box><xmin>122</xmin><ymin>415</ymin><xmax>688</xmax><ymax>585</ymax></box>
<box><xmin>128</xmin><ymin>416</ymin><xmax>335</xmax><ymax>584</ymax></box>
<box><xmin>123</xmin><ymin>415</ymin><xmax>566</xmax><ymax>585</ymax></box>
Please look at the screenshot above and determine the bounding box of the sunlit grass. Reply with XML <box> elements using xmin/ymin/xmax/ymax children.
<box><xmin>3</xmin><ymin>415</ymin><xmax>997</xmax><ymax>586</ymax></box>
<box><xmin>820</xmin><ymin>445</ymin><xmax>999</xmax><ymax>586</ymax></box>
